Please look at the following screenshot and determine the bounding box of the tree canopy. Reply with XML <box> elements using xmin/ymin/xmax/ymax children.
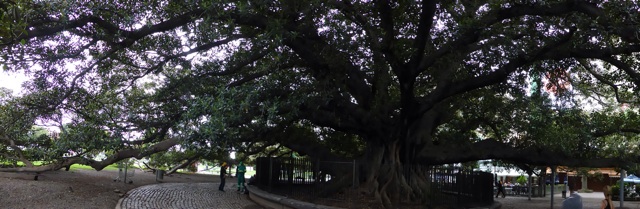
<box><xmin>3</xmin><ymin>0</ymin><xmax>640</xmax><ymax>207</ymax></box>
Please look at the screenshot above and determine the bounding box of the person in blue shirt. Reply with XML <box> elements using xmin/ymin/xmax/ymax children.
<box><xmin>562</xmin><ymin>184</ymin><xmax>583</xmax><ymax>209</ymax></box>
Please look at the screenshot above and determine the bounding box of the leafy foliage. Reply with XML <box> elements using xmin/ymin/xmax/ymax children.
<box><xmin>3</xmin><ymin>1</ymin><xmax>640</xmax><ymax>207</ymax></box>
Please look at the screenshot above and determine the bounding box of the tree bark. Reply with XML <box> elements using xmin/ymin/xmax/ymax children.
<box><xmin>166</xmin><ymin>156</ymin><xmax>199</xmax><ymax>175</ymax></box>
<box><xmin>358</xmin><ymin>140</ymin><xmax>433</xmax><ymax>208</ymax></box>
<box><xmin>0</xmin><ymin>138</ymin><xmax>180</xmax><ymax>173</ymax></box>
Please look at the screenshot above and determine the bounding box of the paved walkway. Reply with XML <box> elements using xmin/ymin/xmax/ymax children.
<box><xmin>116</xmin><ymin>183</ymin><xmax>263</xmax><ymax>209</ymax></box>
<box><xmin>499</xmin><ymin>192</ymin><xmax>640</xmax><ymax>209</ymax></box>
<box><xmin>118</xmin><ymin>183</ymin><xmax>640</xmax><ymax>209</ymax></box>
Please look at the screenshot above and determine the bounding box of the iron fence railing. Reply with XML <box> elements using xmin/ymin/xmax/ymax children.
<box><xmin>424</xmin><ymin>166</ymin><xmax>494</xmax><ymax>207</ymax></box>
<box><xmin>253</xmin><ymin>157</ymin><xmax>493</xmax><ymax>208</ymax></box>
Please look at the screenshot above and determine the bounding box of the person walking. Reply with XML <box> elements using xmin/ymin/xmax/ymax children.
<box><xmin>562</xmin><ymin>184</ymin><xmax>583</xmax><ymax>209</ymax></box>
<box><xmin>218</xmin><ymin>162</ymin><xmax>228</xmax><ymax>192</ymax></box>
<box><xmin>600</xmin><ymin>186</ymin><xmax>614</xmax><ymax>209</ymax></box>
<box><xmin>236</xmin><ymin>161</ymin><xmax>247</xmax><ymax>193</ymax></box>
<box><xmin>495</xmin><ymin>180</ymin><xmax>506</xmax><ymax>198</ymax></box>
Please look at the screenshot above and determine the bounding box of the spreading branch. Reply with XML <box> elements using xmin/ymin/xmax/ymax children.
<box><xmin>0</xmin><ymin>137</ymin><xmax>181</xmax><ymax>172</ymax></box>
<box><xmin>417</xmin><ymin>139</ymin><xmax>634</xmax><ymax>168</ymax></box>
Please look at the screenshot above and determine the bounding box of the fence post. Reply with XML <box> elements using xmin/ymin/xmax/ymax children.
<box><xmin>289</xmin><ymin>158</ymin><xmax>294</xmax><ymax>196</ymax></box>
<box><xmin>527</xmin><ymin>174</ymin><xmax>532</xmax><ymax>200</ymax></box>
<box><xmin>456</xmin><ymin>168</ymin><xmax>460</xmax><ymax>204</ymax></box>
<box><xmin>621</xmin><ymin>169</ymin><xmax>626</xmax><ymax>208</ymax></box>
<box><xmin>352</xmin><ymin>160</ymin><xmax>356</xmax><ymax>189</ymax></box>
<box><xmin>550</xmin><ymin>166</ymin><xmax>556</xmax><ymax>209</ymax></box>
<box><xmin>269</xmin><ymin>157</ymin><xmax>273</xmax><ymax>192</ymax></box>
<box><xmin>314</xmin><ymin>158</ymin><xmax>320</xmax><ymax>186</ymax></box>
<box><xmin>123</xmin><ymin>163</ymin><xmax>128</xmax><ymax>184</ymax></box>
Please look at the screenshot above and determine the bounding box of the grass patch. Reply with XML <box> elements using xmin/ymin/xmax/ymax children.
<box><xmin>1</xmin><ymin>161</ymin><xmax>119</xmax><ymax>172</ymax></box>
<box><xmin>207</xmin><ymin>168</ymin><xmax>256</xmax><ymax>177</ymax></box>
<box><xmin>69</xmin><ymin>164</ymin><xmax>120</xmax><ymax>171</ymax></box>
<box><xmin>1</xmin><ymin>161</ymin><xmax>46</xmax><ymax>166</ymax></box>
<box><xmin>69</xmin><ymin>164</ymin><xmax>94</xmax><ymax>171</ymax></box>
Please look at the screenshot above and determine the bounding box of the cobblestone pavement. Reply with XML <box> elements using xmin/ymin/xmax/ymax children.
<box><xmin>119</xmin><ymin>183</ymin><xmax>640</xmax><ymax>209</ymax></box>
<box><xmin>116</xmin><ymin>183</ymin><xmax>264</xmax><ymax>209</ymax></box>
<box><xmin>499</xmin><ymin>192</ymin><xmax>640</xmax><ymax>209</ymax></box>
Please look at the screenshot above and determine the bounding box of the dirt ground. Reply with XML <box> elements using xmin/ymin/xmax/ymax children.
<box><xmin>0</xmin><ymin>168</ymin><xmax>217</xmax><ymax>209</ymax></box>
<box><xmin>6</xmin><ymin>168</ymin><xmax>637</xmax><ymax>209</ymax></box>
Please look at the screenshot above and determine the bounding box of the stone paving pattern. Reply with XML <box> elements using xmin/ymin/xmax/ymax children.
<box><xmin>117</xmin><ymin>183</ymin><xmax>263</xmax><ymax>209</ymax></box>
<box><xmin>119</xmin><ymin>182</ymin><xmax>640</xmax><ymax>209</ymax></box>
<box><xmin>499</xmin><ymin>192</ymin><xmax>640</xmax><ymax>209</ymax></box>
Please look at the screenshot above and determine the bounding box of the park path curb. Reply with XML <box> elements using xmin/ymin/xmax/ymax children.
<box><xmin>247</xmin><ymin>185</ymin><xmax>343</xmax><ymax>209</ymax></box>
<box><xmin>114</xmin><ymin>198</ymin><xmax>124</xmax><ymax>209</ymax></box>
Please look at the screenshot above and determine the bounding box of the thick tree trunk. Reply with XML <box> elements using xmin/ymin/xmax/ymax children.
<box><xmin>359</xmin><ymin>140</ymin><xmax>431</xmax><ymax>208</ymax></box>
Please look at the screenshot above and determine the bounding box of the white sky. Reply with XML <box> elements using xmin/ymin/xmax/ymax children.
<box><xmin>0</xmin><ymin>70</ymin><xmax>28</xmax><ymax>95</ymax></box>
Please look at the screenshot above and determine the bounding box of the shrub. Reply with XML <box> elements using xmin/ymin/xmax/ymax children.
<box><xmin>612</xmin><ymin>184</ymin><xmax>620</xmax><ymax>195</ymax></box>
<box><xmin>612</xmin><ymin>183</ymin><xmax>631</xmax><ymax>197</ymax></box>
<box><xmin>516</xmin><ymin>175</ymin><xmax>527</xmax><ymax>185</ymax></box>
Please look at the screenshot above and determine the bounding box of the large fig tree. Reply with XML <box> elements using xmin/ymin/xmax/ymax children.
<box><xmin>3</xmin><ymin>0</ymin><xmax>640</xmax><ymax>207</ymax></box>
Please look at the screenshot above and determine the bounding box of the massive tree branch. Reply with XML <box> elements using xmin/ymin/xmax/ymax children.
<box><xmin>331</xmin><ymin>2</ymin><xmax>393</xmax><ymax>109</ymax></box>
<box><xmin>419</xmin><ymin>29</ymin><xmax>576</xmax><ymax>114</ymax></box>
<box><xmin>200</xmin><ymin>49</ymin><xmax>271</xmax><ymax>77</ymax></box>
<box><xmin>417</xmin><ymin>0</ymin><xmax>618</xmax><ymax>75</ymax></box>
<box><xmin>600</xmin><ymin>56</ymin><xmax>640</xmax><ymax>87</ymax></box>
<box><xmin>282</xmin><ymin>140</ymin><xmax>346</xmax><ymax>162</ymax></box>
<box><xmin>0</xmin><ymin>138</ymin><xmax>181</xmax><ymax>172</ymax></box>
<box><xmin>300</xmin><ymin>97</ymin><xmax>374</xmax><ymax>136</ymax></box>
<box><xmin>408</xmin><ymin>0</ymin><xmax>437</xmax><ymax>70</ymax></box>
<box><xmin>231</xmin><ymin>10</ymin><xmax>374</xmax><ymax>109</ymax></box>
<box><xmin>0</xmin><ymin>135</ymin><xmax>33</xmax><ymax>167</ymax></box>
<box><xmin>541</xmin><ymin>45</ymin><xmax>640</xmax><ymax>60</ymax></box>
<box><xmin>240</xmin><ymin>141</ymin><xmax>278</xmax><ymax>156</ymax></box>
<box><xmin>417</xmin><ymin>139</ymin><xmax>634</xmax><ymax>168</ymax></box>
<box><xmin>166</xmin><ymin>155</ymin><xmax>200</xmax><ymax>175</ymax></box>
<box><xmin>283</xmin><ymin>36</ymin><xmax>372</xmax><ymax>108</ymax></box>
<box><xmin>593</xmin><ymin>128</ymin><xmax>640</xmax><ymax>138</ymax></box>
<box><xmin>12</xmin><ymin>9</ymin><xmax>206</xmax><ymax>46</ymax></box>
<box><xmin>331</xmin><ymin>1</ymin><xmax>384</xmax><ymax>61</ymax></box>
<box><xmin>141</xmin><ymin>34</ymin><xmax>248</xmax><ymax>76</ymax></box>
<box><xmin>578</xmin><ymin>59</ymin><xmax>637</xmax><ymax>104</ymax></box>
<box><xmin>125</xmin><ymin>123</ymin><xmax>172</xmax><ymax>146</ymax></box>
<box><xmin>376</xmin><ymin>0</ymin><xmax>403</xmax><ymax>71</ymax></box>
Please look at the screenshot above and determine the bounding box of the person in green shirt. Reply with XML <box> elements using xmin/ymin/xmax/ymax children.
<box><xmin>236</xmin><ymin>161</ymin><xmax>246</xmax><ymax>193</ymax></box>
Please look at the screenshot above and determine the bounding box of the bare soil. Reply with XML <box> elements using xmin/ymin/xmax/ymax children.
<box><xmin>0</xmin><ymin>168</ymin><xmax>217</xmax><ymax>209</ymax></box>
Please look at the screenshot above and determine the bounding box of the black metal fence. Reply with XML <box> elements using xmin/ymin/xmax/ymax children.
<box><xmin>424</xmin><ymin>166</ymin><xmax>494</xmax><ymax>207</ymax></box>
<box><xmin>254</xmin><ymin>157</ymin><xmax>353</xmax><ymax>202</ymax></box>
<box><xmin>253</xmin><ymin>157</ymin><xmax>493</xmax><ymax>208</ymax></box>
